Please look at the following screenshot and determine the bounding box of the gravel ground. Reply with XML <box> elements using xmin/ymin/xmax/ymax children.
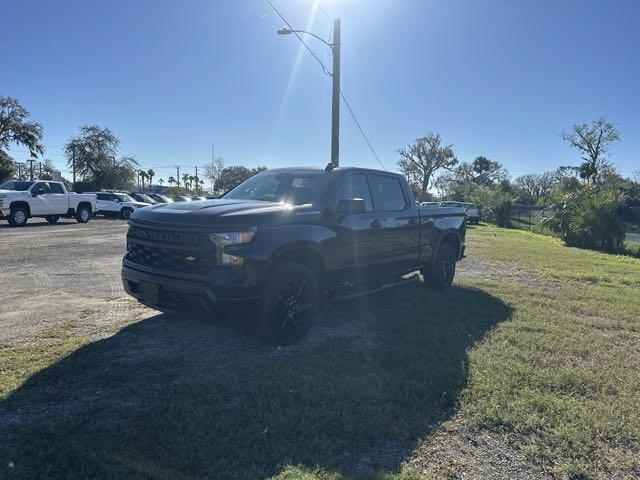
<box><xmin>0</xmin><ymin>217</ymin><xmax>150</xmax><ymax>347</ymax></box>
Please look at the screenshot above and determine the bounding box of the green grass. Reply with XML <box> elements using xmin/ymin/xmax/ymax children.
<box><xmin>2</xmin><ymin>225</ymin><xmax>640</xmax><ymax>479</ymax></box>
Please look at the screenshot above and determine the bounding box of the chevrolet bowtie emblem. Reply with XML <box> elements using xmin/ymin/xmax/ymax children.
<box><xmin>184</xmin><ymin>256</ymin><xmax>197</xmax><ymax>262</ymax></box>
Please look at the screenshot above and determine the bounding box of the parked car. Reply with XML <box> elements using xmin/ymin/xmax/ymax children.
<box><xmin>439</xmin><ymin>201</ymin><xmax>464</xmax><ymax>208</ymax></box>
<box><xmin>0</xmin><ymin>180</ymin><xmax>96</xmax><ymax>226</ymax></box>
<box><xmin>172</xmin><ymin>195</ymin><xmax>192</xmax><ymax>202</ymax></box>
<box><xmin>421</xmin><ymin>201</ymin><xmax>439</xmax><ymax>207</ymax></box>
<box><xmin>122</xmin><ymin>166</ymin><xmax>467</xmax><ymax>345</ymax></box>
<box><xmin>148</xmin><ymin>193</ymin><xmax>174</xmax><ymax>203</ymax></box>
<box><xmin>129</xmin><ymin>192</ymin><xmax>159</xmax><ymax>204</ymax></box>
<box><xmin>87</xmin><ymin>191</ymin><xmax>151</xmax><ymax>219</ymax></box>
<box><xmin>462</xmin><ymin>202</ymin><xmax>481</xmax><ymax>224</ymax></box>
<box><xmin>188</xmin><ymin>195</ymin><xmax>207</xmax><ymax>201</ymax></box>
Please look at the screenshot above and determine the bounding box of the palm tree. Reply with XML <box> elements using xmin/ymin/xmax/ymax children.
<box><xmin>140</xmin><ymin>171</ymin><xmax>147</xmax><ymax>189</ymax></box>
<box><xmin>182</xmin><ymin>174</ymin><xmax>190</xmax><ymax>191</ymax></box>
<box><xmin>147</xmin><ymin>169</ymin><xmax>155</xmax><ymax>187</ymax></box>
<box><xmin>168</xmin><ymin>176</ymin><xmax>175</xmax><ymax>187</ymax></box>
<box><xmin>159</xmin><ymin>178</ymin><xmax>165</xmax><ymax>186</ymax></box>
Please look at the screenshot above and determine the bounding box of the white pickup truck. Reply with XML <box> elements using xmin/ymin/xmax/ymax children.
<box><xmin>0</xmin><ymin>180</ymin><xmax>96</xmax><ymax>227</ymax></box>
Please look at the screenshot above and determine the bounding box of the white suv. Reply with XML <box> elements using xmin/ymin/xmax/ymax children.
<box><xmin>88</xmin><ymin>192</ymin><xmax>151</xmax><ymax>219</ymax></box>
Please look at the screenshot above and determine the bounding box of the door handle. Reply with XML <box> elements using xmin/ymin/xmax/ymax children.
<box><xmin>370</xmin><ymin>219</ymin><xmax>383</xmax><ymax>229</ymax></box>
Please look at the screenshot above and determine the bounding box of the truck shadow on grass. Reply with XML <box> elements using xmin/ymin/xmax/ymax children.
<box><xmin>1</xmin><ymin>284</ymin><xmax>512</xmax><ymax>479</ymax></box>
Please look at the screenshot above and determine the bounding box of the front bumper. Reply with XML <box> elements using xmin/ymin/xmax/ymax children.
<box><xmin>122</xmin><ymin>265</ymin><xmax>261</xmax><ymax>316</ymax></box>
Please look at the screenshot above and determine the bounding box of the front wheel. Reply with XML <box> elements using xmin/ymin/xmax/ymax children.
<box><xmin>258</xmin><ymin>262</ymin><xmax>319</xmax><ymax>345</ymax></box>
<box><xmin>8</xmin><ymin>206</ymin><xmax>28</xmax><ymax>227</ymax></box>
<box><xmin>46</xmin><ymin>215</ymin><xmax>60</xmax><ymax>224</ymax></box>
<box><xmin>121</xmin><ymin>208</ymin><xmax>133</xmax><ymax>220</ymax></box>
<box><xmin>75</xmin><ymin>205</ymin><xmax>91</xmax><ymax>223</ymax></box>
<box><xmin>422</xmin><ymin>242</ymin><xmax>458</xmax><ymax>289</ymax></box>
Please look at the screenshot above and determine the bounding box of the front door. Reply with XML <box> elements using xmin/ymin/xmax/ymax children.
<box><xmin>29</xmin><ymin>182</ymin><xmax>54</xmax><ymax>215</ymax></box>
<box><xmin>328</xmin><ymin>173</ymin><xmax>385</xmax><ymax>286</ymax></box>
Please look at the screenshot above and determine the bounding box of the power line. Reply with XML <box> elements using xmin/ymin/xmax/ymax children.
<box><xmin>340</xmin><ymin>91</ymin><xmax>385</xmax><ymax>170</ymax></box>
<box><xmin>264</xmin><ymin>0</ymin><xmax>331</xmax><ymax>77</ymax></box>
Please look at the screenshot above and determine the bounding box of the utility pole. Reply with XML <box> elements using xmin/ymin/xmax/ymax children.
<box><xmin>176</xmin><ymin>166</ymin><xmax>180</xmax><ymax>187</ymax></box>
<box><xmin>72</xmin><ymin>146</ymin><xmax>76</xmax><ymax>186</ymax></box>
<box><xmin>331</xmin><ymin>18</ymin><xmax>341</xmax><ymax>167</ymax></box>
<box><xmin>39</xmin><ymin>162</ymin><xmax>42</xmax><ymax>179</ymax></box>
<box><xmin>27</xmin><ymin>159</ymin><xmax>35</xmax><ymax>181</ymax></box>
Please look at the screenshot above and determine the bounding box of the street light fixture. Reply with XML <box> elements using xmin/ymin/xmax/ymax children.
<box><xmin>276</xmin><ymin>19</ymin><xmax>341</xmax><ymax>167</ymax></box>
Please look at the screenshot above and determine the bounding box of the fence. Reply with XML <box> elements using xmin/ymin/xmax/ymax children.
<box><xmin>509</xmin><ymin>204</ymin><xmax>555</xmax><ymax>236</ymax></box>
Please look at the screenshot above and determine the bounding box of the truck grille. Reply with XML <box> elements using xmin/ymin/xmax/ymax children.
<box><xmin>126</xmin><ymin>226</ymin><xmax>214</xmax><ymax>273</ymax></box>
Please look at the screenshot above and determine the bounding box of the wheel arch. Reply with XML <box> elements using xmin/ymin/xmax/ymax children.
<box><xmin>268</xmin><ymin>246</ymin><xmax>326</xmax><ymax>293</ymax></box>
<box><xmin>10</xmin><ymin>201</ymin><xmax>31</xmax><ymax>216</ymax></box>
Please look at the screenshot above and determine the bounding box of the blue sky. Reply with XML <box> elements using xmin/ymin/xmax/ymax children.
<box><xmin>2</xmin><ymin>0</ymin><xmax>639</xmax><ymax>182</ymax></box>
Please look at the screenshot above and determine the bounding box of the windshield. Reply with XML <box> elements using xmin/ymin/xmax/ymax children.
<box><xmin>134</xmin><ymin>193</ymin><xmax>155</xmax><ymax>203</ymax></box>
<box><xmin>223</xmin><ymin>171</ymin><xmax>330</xmax><ymax>205</ymax></box>
<box><xmin>114</xmin><ymin>194</ymin><xmax>135</xmax><ymax>202</ymax></box>
<box><xmin>0</xmin><ymin>181</ymin><xmax>34</xmax><ymax>191</ymax></box>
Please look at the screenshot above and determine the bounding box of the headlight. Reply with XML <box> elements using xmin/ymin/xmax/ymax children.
<box><xmin>208</xmin><ymin>229</ymin><xmax>256</xmax><ymax>246</ymax></box>
<box><xmin>209</xmin><ymin>229</ymin><xmax>256</xmax><ymax>265</ymax></box>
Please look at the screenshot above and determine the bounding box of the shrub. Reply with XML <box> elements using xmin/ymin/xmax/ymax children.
<box><xmin>543</xmin><ymin>188</ymin><xmax>626</xmax><ymax>252</ymax></box>
<box><xmin>471</xmin><ymin>188</ymin><xmax>514</xmax><ymax>227</ymax></box>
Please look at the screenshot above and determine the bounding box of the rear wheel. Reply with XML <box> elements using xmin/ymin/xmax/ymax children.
<box><xmin>75</xmin><ymin>205</ymin><xmax>91</xmax><ymax>223</ymax></box>
<box><xmin>258</xmin><ymin>262</ymin><xmax>319</xmax><ymax>345</ymax></box>
<box><xmin>422</xmin><ymin>242</ymin><xmax>457</xmax><ymax>289</ymax></box>
<box><xmin>9</xmin><ymin>206</ymin><xmax>28</xmax><ymax>227</ymax></box>
<box><xmin>46</xmin><ymin>215</ymin><xmax>60</xmax><ymax>224</ymax></box>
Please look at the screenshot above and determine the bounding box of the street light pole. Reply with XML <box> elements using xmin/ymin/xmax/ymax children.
<box><xmin>277</xmin><ymin>18</ymin><xmax>341</xmax><ymax>167</ymax></box>
<box><xmin>330</xmin><ymin>18</ymin><xmax>341</xmax><ymax>168</ymax></box>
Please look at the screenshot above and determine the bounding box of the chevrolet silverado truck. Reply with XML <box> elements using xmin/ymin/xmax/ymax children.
<box><xmin>122</xmin><ymin>166</ymin><xmax>466</xmax><ymax>344</ymax></box>
<box><xmin>0</xmin><ymin>180</ymin><xmax>96</xmax><ymax>226</ymax></box>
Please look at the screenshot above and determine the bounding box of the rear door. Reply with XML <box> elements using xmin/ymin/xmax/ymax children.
<box><xmin>367</xmin><ymin>174</ymin><xmax>421</xmax><ymax>276</ymax></box>
<box><xmin>42</xmin><ymin>182</ymin><xmax>68</xmax><ymax>214</ymax></box>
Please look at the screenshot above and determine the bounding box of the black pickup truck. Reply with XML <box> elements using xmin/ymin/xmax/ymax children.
<box><xmin>122</xmin><ymin>166</ymin><xmax>466</xmax><ymax>344</ymax></box>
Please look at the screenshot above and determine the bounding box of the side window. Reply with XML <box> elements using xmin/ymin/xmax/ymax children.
<box><xmin>335</xmin><ymin>175</ymin><xmax>373</xmax><ymax>212</ymax></box>
<box><xmin>49</xmin><ymin>183</ymin><xmax>64</xmax><ymax>194</ymax></box>
<box><xmin>32</xmin><ymin>182</ymin><xmax>48</xmax><ymax>194</ymax></box>
<box><xmin>96</xmin><ymin>193</ymin><xmax>107</xmax><ymax>201</ymax></box>
<box><xmin>369</xmin><ymin>175</ymin><xmax>407</xmax><ymax>211</ymax></box>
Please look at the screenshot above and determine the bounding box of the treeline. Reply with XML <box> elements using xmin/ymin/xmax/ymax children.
<box><xmin>398</xmin><ymin>120</ymin><xmax>640</xmax><ymax>254</ymax></box>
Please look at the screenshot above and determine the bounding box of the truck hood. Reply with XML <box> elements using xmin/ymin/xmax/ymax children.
<box><xmin>130</xmin><ymin>198</ymin><xmax>304</xmax><ymax>227</ymax></box>
<box><xmin>0</xmin><ymin>189</ymin><xmax>28</xmax><ymax>196</ymax></box>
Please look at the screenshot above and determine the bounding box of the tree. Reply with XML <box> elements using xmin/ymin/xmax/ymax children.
<box><xmin>397</xmin><ymin>133</ymin><xmax>457</xmax><ymax>202</ymax></box>
<box><xmin>64</xmin><ymin>125</ymin><xmax>137</xmax><ymax>190</ymax></box>
<box><xmin>159</xmin><ymin>178</ymin><xmax>165</xmax><ymax>186</ymax></box>
<box><xmin>436</xmin><ymin>156</ymin><xmax>508</xmax><ymax>200</ymax></box>
<box><xmin>140</xmin><ymin>171</ymin><xmax>147</xmax><ymax>188</ymax></box>
<box><xmin>182</xmin><ymin>173</ymin><xmax>190</xmax><ymax>191</ymax></box>
<box><xmin>147</xmin><ymin>169</ymin><xmax>155</xmax><ymax>186</ymax></box>
<box><xmin>214</xmin><ymin>166</ymin><xmax>266</xmax><ymax>193</ymax></box>
<box><xmin>168</xmin><ymin>176</ymin><xmax>176</xmax><ymax>187</ymax></box>
<box><xmin>515</xmin><ymin>172</ymin><xmax>555</xmax><ymax>204</ymax></box>
<box><xmin>0</xmin><ymin>150</ymin><xmax>16</xmax><ymax>182</ymax></box>
<box><xmin>203</xmin><ymin>157</ymin><xmax>224</xmax><ymax>192</ymax></box>
<box><xmin>0</xmin><ymin>97</ymin><xmax>44</xmax><ymax>159</ymax></box>
<box><xmin>562</xmin><ymin>118</ymin><xmax>620</xmax><ymax>185</ymax></box>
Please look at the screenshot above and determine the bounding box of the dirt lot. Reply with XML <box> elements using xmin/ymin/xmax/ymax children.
<box><xmin>2</xmin><ymin>221</ymin><xmax>638</xmax><ymax>479</ymax></box>
<box><xmin>0</xmin><ymin>218</ymin><xmax>150</xmax><ymax>347</ymax></box>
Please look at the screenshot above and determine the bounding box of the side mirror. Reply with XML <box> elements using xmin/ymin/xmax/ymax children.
<box><xmin>336</xmin><ymin>198</ymin><xmax>366</xmax><ymax>216</ymax></box>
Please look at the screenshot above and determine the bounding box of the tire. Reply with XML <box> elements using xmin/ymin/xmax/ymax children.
<box><xmin>121</xmin><ymin>208</ymin><xmax>133</xmax><ymax>220</ymax></box>
<box><xmin>422</xmin><ymin>242</ymin><xmax>457</xmax><ymax>289</ymax></box>
<box><xmin>258</xmin><ymin>262</ymin><xmax>319</xmax><ymax>345</ymax></box>
<box><xmin>9</xmin><ymin>206</ymin><xmax>28</xmax><ymax>227</ymax></box>
<box><xmin>46</xmin><ymin>215</ymin><xmax>60</xmax><ymax>224</ymax></box>
<box><xmin>75</xmin><ymin>205</ymin><xmax>91</xmax><ymax>223</ymax></box>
